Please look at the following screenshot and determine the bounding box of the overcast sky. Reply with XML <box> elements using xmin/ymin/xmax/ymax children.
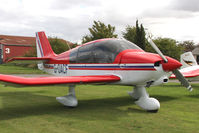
<box><xmin>0</xmin><ymin>0</ymin><xmax>199</xmax><ymax>44</ymax></box>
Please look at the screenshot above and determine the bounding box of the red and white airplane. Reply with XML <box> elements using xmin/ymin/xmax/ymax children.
<box><xmin>0</xmin><ymin>32</ymin><xmax>192</xmax><ymax>112</ymax></box>
<box><xmin>171</xmin><ymin>52</ymin><xmax>199</xmax><ymax>81</ymax></box>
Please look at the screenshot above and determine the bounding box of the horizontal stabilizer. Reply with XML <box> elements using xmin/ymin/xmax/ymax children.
<box><xmin>0</xmin><ymin>74</ymin><xmax>120</xmax><ymax>86</ymax></box>
<box><xmin>6</xmin><ymin>57</ymin><xmax>50</xmax><ymax>64</ymax></box>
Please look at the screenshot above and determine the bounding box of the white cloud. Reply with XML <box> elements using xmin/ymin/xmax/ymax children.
<box><xmin>142</xmin><ymin>13</ymin><xmax>199</xmax><ymax>42</ymax></box>
<box><xmin>172</xmin><ymin>0</ymin><xmax>199</xmax><ymax>12</ymax></box>
<box><xmin>0</xmin><ymin>0</ymin><xmax>198</xmax><ymax>43</ymax></box>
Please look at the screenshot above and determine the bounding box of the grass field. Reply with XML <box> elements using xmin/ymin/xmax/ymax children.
<box><xmin>0</xmin><ymin>64</ymin><xmax>45</xmax><ymax>74</ymax></box>
<box><xmin>0</xmin><ymin>83</ymin><xmax>199</xmax><ymax>133</ymax></box>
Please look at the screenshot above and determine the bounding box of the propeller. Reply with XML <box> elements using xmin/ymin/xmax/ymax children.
<box><xmin>149</xmin><ymin>40</ymin><xmax>168</xmax><ymax>63</ymax></box>
<box><xmin>149</xmin><ymin>40</ymin><xmax>193</xmax><ymax>91</ymax></box>
<box><xmin>172</xmin><ymin>69</ymin><xmax>192</xmax><ymax>91</ymax></box>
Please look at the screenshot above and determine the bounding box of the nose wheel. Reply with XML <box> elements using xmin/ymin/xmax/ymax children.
<box><xmin>128</xmin><ymin>85</ymin><xmax>160</xmax><ymax>112</ymax></box>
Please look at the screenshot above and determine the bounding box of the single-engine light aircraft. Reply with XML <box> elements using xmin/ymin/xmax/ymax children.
<box><xmin>0</xmin><ymin>32</ymin><xmax>192</xmax><ymax>112</ymax></box>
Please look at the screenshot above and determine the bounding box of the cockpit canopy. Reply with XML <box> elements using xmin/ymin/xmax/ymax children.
<box><xmin>69</xmin><ymin>39</ymin><xmax>142</xmax><ymax>63</ymax></box>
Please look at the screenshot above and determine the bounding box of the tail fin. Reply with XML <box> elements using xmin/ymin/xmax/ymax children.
<box><xmin>180</xmin><ymin>52</ymin><xmax>198</xmax><ymax>68</ymax></box>
<box><xmin>36</xmin><ymin>31</ymin><xmax>56</xmax><ymax>57</ymax></box>
<box><xmin>36</xmin><ymin>31</ymin><xmax>56</xmax><ymax>70</ymax></box>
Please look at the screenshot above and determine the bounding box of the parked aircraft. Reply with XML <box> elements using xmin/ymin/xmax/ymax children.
<box><xmin>0</xmin><ymin>32</ymin><xmax>192</xmax><ymax>112</ymax></box>
<box><xmin>171</xmin><ymin>52</ymin><xmax>199</xmax><ymax>81</ymax></box>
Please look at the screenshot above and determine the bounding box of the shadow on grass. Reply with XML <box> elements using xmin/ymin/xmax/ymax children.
<box><xmin>0</xmin><ymin>91</ymin><xmax>177</xmax><ymax>121</ymax></box>
<box><xmin>151</xmin><ymin>95</ymin><xmax>178</xmax><ymax>102</ymax></box>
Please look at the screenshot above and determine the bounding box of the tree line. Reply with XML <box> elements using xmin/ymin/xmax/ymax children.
<box><xmin>81</xmin><ymin>20</ymin><xmax>198</xmax><ymax>60</ymax></box>
<box><xmin>26</xmin><ymin>20</ymin><xmax>198</xmax><ymax>61</ymax></box>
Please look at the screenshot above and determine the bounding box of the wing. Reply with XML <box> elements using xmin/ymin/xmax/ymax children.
<box><xmin>170</xmin><ymin>67</ymin><xmax>199</xmax><ymax>78</ymax></box>
<box><xmin>0</xmin><ymin>74</ymin><xmax>120</xmax><ymax>86</ymax></box>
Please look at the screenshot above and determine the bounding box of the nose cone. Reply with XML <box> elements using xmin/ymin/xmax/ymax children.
<box><xmin>162</xmin><ymin>57</ymin><xmax>182</xmax><ymax>71</ymax></box>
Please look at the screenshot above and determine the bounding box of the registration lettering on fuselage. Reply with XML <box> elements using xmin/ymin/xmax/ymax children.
<box><xmin>54</xmin><ymin>64</ymin><xmax>68</xmax><ymax>74</ymax></box>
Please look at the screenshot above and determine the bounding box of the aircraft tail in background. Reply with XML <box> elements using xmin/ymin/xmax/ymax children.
<box><xmin>180</xmin><ymin>52</ymin><xmax>198</xmax><ymax>69</ymax></box>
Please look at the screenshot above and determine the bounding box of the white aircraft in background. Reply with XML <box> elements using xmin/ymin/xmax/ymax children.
<box><xmin>0</xmin><ymin>32</ymin><xmax>193</xmax><ymax>113</ymax></box>
<box><xmin>171</xmin><ymin>52</ymin><xmax>199</xmax><ymax>81</ymax></box>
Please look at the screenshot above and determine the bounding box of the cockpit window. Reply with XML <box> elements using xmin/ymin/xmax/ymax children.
<box><xmin>95</xmin><ymin>39</ymin><xmax>141</xmax><ymax>55</ymax></box>
<box><xmin>92</xmin><ymin>39</ymin><xmax>141</xmax><ymax>63</ymax></box>
<box><xmin>77</xmin><ymin>44</ymin><xmax>93</xmax><ymax>63</ymax></box>
<box><xmin>69</xmin><ymin>48</ymin><xmax>78</xmax><ymax>63</ymax></box>
<box><xmin>92</xmin><ymin>45</ymin><xmax>114</xmax><ymax>63</ymax></box>
<box><xmin>70</xmin><ymin>39</ymin><xmax>142</xmax><ymax>63</ymax></box>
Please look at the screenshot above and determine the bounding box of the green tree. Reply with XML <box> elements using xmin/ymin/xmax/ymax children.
<box><xmin>139</xmin><ymin>24</ymin><xmax>146</xmax><ymax>50</ymax></box>
<box><xmin>25</xmin><ymin>37</ymin><xmax>74</xmax><ymax>57</ymax></box>
<box><xmin>122</xmin><ymin>25</ymin><xmax>136</xmax><ymax>43</ymax></box>
<box><xmin>82</xmin><ymin>21</ymin><xmax>118</xmax><ymax>43</ymax></box>
<box><xmin>48</xmin><ymin>37</ymin><xmax>72</xmax><ymax>54</ymax></box>
<box><xmin>178</xmin><ymin>40</ymin><xmax>195</xmax><ymax>52</ymax></box>
<box><xmin>146</xmin><ymin>37</ymin><xmax>184</xmax><ymax>60</ymax></box>
<box><xmin>122</xmin><ymin>20</ymin><xmax>146</xmax><ymax>50</ymax></box>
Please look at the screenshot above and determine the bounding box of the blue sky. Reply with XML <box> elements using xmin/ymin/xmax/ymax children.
<box><xmin>0</xmin><ymin>0</ymin><xmax>199</xmax><ymax>44</ymax></box>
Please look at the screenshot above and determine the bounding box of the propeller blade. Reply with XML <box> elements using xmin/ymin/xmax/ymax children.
<box><xmin>172</xmin><ymin>69</ymin><xmax>193</xmax><ymax>91</ymax></box>
<box><xmin>149</xmin><ymin>40</ymin><xmax>168</xmax><ymax>63</ymax></box>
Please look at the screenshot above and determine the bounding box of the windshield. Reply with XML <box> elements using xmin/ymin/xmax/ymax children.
<box><xmin>94</xmin><ymin>39</ymin><xmax>142</xmax><ymax>55</ymax></box>
<box><xmin>70</xmin><ymin>39</ymin><xmax>142</xmax><ymax>63</ymax></box>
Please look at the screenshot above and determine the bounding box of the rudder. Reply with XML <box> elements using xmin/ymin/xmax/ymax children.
<box><xmin>36</xmin><ymin>31</ymin><xmax>56</xmax><ymax>57</ymax></box>
<box><xmin>35</xmin><ymin>31</ymin><xmax>56</xmax><ymax>70</ymax></box>
<box><xmin>180</xmin><ymin>52</ymin><xmax>198</xmax><ymax>68</ymax></box>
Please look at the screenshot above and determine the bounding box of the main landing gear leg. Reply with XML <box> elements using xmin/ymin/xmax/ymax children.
<box><xmin>56</xmin><ymin>85</ymin><xmax>78</xmax><ymax>107</ymax></box>
<box><xmin>128</xmin><ymin>86</ymin><xmax>160</xmax><ymax>112</ymax></box>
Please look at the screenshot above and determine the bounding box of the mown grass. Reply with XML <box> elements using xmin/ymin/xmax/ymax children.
<box><xmin>0</xmin><ymin>64</ymin><xmax>45</xmax><ymax>74</ymax></box>
<box><xmin>0</xmin><ymin>83</ymin><xmax>199</xmax><ymax>133</ymax></box>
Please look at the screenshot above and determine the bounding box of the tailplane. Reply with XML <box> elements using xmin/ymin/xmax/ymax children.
<box><xmin>7</xmin><ymin>32</ymin><xmax>55</xmax><ymax>71</ymax></box>
<box><xmin>180</xmin><ymin>52</ymin><xmax>198</xmax><ymax>68</ymax></box>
